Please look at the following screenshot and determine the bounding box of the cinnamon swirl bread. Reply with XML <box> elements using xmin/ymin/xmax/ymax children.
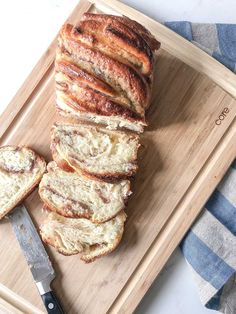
<box><xmin>51</xmin><ymin>122</ymin><xmax>140</xmax><ymax>181</ymax></box>
<box><xmin>39</xmin><ymin>162</ymin><xmax>131</xmax><ymax>223</ymax></box>
<box><xmin>0</xmin><ymin>146</ymin><xmax>46</xmax><ymax>219</ymax></box>
<box><xmin>55</xmin><ymin>13</ymin><xmax>160</xmax><ymax>132</ymax></box>
<box><xmin>40</xmin><ymin>210</ymin><xmax>126</xmax><ymax>262</ymax></box>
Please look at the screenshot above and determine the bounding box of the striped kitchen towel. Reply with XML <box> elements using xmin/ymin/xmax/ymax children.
<box><xmin>165</xmin><ymin>22</ymin><xmax>236</xmax><ymax>313</ymax></box>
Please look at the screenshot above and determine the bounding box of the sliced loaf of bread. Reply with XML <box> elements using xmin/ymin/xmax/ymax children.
<box><xmin>51</xmin><ymin>122</ymin><xmax>140</xmax><ymax>181</ymax></box>
<box><xmin>40</xmin><ymin>210</ymin><xmax>126</xmax><ymax>262</ymax></box>
<box><xmin>0</xmin><ymin>146</ymin><xmax>46</xmax><ymax>219</ymax></box>
<box><xmin>39</xmin><ymin>161</ymin><xmax>131</xmax><ymax>223</ymax></box>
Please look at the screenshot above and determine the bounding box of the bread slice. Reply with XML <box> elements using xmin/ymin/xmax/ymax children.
<box><xmin>51</xmin><ymin>122</ymin><xmax>140</xmax><ymax>181</ymax></box>
<box><xmin>39</xmin><ymin>161</ymin><xmax>131</xmax><ymax>223</ymax></box>
<box><xmin>40</xmin><ymin>210</ymin><xmax>127</xmax><ymax>262</ymax></box>
<box><xmin>0</xmin><ymin>146</ymin><xmax>46</xmax><ymax>219</ymax></box>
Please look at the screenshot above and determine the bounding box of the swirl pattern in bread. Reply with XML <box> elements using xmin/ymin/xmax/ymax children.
<box><xmin>51</xmin><ymin>122</ymin><xmax>140</xmax><ymax>181</ymax></box>
<box><xmin>39</xmin><ymin>162</ymin><xmax>131</xmax><ymax>223</ymax></box>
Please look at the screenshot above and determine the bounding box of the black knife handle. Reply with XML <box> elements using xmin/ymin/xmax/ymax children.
<box><xmin>41</xmin><ymin>291</ymin><xmax>65</xmax><ymax>314</ymax></box>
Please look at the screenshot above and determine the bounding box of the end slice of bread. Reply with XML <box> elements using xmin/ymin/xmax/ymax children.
<box><xmin>0</xmin><ymin>146</ymin><xmax>46</xmax><ymax>219</ymax></box>
<box><xmin>40</xmin><ymin>210</ymin><xmax>126</xmax><ymax>262</ymax></box>
<box><xmin>51</xmin><ymin>122</ymin><xmax>140</xmax><ymax>182</ymax></box>
<box><xmin>39</xmin><ymin>162</ymin><xmax>131</xmax><ymax>223</ymax></box>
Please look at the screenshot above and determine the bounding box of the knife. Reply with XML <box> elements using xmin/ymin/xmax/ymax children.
<box><xmin>8</xmin><ymin>204</ymin><xmax>64</xmax><ymax>314</ymax></box>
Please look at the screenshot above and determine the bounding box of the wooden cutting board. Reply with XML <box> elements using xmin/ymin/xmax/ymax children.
<box><xmin>0</xmin><ymin>0</ymin><xmax>236</xmax><ymax>313</ymax></box>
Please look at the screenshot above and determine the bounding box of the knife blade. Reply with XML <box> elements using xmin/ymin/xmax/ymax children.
<box><xmin>8</xmin><ymin>204</ymin><xmax>64</xmax><ymax>314</ymax></box>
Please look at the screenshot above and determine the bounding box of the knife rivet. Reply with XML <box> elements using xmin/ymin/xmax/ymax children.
<box><xmin>48</xmin><ymin>303</ymin><xmax>54</xmax><ymax>309</ymax></box>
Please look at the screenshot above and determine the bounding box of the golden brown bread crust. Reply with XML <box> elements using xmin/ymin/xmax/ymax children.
<box><xmin>55</xmin><ymin>54</ymin><xmax>147</xmax><ymax>127</ymax></box>
<box><xmin>55</xmin><ymin>60</ymin><xmax>146</xmax><ymax>122</ymax></box>
<box><xmin>55</xmin><ymin>77</ymin><xmax>145</xmax><ymax>123</ymax></box>
<box><xmin>55</xmin><ymin>14</ymin><xmax>160</xmax><ymax>132</ymax></box>
<box><xmin>74</xmin><ymin>17</ymin><xmax>154</xmax><ymax>75</ymax></box>
<box><xmin>55</xmin><ymin>59</ymin><xmax>115</xmax><ymax>96</ymax></box>
<box><xmin>59</xmin><ymin>23</ymin><xmax>150</xmax><ymax>113</ymax></box>
<box><xmin>81</xmin><ymin>13</ymin><xmax>160</xmax><ymax>52</ymax></box>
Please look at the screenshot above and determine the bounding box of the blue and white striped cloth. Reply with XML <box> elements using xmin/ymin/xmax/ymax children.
<box><xmin>165</xmin><ymin>22</ymin><xmax>236</xmax><ymax>313</ymax></box>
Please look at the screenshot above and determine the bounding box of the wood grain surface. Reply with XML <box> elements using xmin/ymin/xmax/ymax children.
<box><xmin>0</xmin><ymin>0</ymin><xmax>236</xmax><ymax>313</ymax></box>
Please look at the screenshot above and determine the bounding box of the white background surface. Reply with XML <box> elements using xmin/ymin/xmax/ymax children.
<box><xmin>0</xmin><ymin>1</ymin><xmax>234</xmax><ymax>313</ymax></box>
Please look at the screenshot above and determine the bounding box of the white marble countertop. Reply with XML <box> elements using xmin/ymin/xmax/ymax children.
<box><xmin>1</xmin><ymin>1</ymin><xmax>235</xmax><ymax>313</ymax></box>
